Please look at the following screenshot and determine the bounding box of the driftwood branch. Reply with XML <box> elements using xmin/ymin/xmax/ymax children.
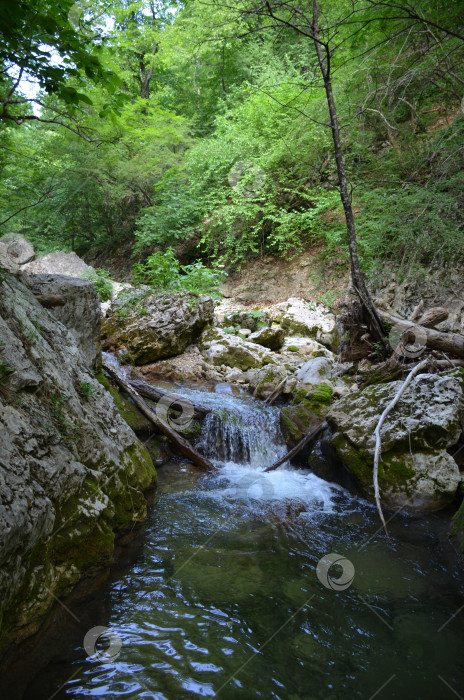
<box><xmin>372</xmin><ymin>358</ymin><xmax>428</xmax><ymax>536</ymax></box>
<box><xmin>409</xmin><ymin>299</ymin><xmax>424</xmax><ymax>322</ymax></box>
<box><xmin>263</xmin><ymin>378</ymin><xmax>287</xmax><ymax>405</ymax></box>
<box><xmin>129</xmin><ymin>379</ymin><xmax>211</xmax><ymax>418</ymax></box>
<box><xmin>264</xmin><ymin>422</ymin><xmax>326</xmax><ymax>473</ymax></box>
<box><xmin>103</xmin><ymin>359</ymin><xmax>216</xmax><ymax>472</ymax></box>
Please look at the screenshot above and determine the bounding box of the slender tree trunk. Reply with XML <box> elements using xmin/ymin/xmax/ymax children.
<box><xmin>312</xmin><ymin>0</ymin><xmax>388</xmax><ymax>350</ymax></box>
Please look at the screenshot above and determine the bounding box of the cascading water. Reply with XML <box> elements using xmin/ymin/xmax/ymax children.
<box><xmin>102</xmin><ymin>352</ymin><xmax>338</xmax><ymax>510</ymax></box>
<box><xmin>197</xmin><ymin>399</ymin><xmax>286</xmax><ymax>468</ymax></box>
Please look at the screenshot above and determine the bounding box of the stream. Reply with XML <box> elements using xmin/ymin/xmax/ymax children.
<box><xmin>5</xmin><ymin>371</ymin><xmax>464</xmax><ymax>699</ymax></box>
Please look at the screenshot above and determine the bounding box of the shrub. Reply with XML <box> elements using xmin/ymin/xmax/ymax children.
<box><xmin>83</xmin><ymin>268</ymin><xmax>113</xmax><ymax>302</ymax></box>
<box><xmin>132</xmin><ymin>248</ymin><xmax>227</xmax><ymax>299</ymax></box>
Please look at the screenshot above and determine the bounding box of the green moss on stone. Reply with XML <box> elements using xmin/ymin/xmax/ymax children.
<box><xmin>95</xmin><ymin>370</ymin><xmax>150</xmax><ymax>432</ymax></box>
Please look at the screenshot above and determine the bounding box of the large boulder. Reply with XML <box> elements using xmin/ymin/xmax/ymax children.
<box><xmin>21</xmin><ymin>273</ymin><xmax>101</xmax><ymax>370</ymax></box>
<box><xmin>296</xmin><ymin>357</ymin><xmax>336</xmax><ymax>386</ymax></box>
<box><xmin>269</xmin><ymin>297</ymin><xmax>338</xmax><ymax>347</ymax></box>
<box><xmin>327</xmin><ymin>372</ymin><xmax>464</xmax><ymax>511</ymax></box>
<box><xmin>222</xmin><ymin>309</ymin><xmax>270</xmax><ymax>332</ymax></box>
<box><xmin>102</xmin><ymin>292</ymin><xmax>215</xmax><ymax>365</ymax></box>
<box><xmin>0</xmin><ymin>273</ymin><xmax>157</xmax><ymax>655</ymax></box>
<box><xmin>0</xmin><ymin>235</ymin><xmax>35</xmax><ymax>273</ymax></box>
<box><xmin>246</xmin><ymin>365</ymin><xmax>290</xmax><ymax>399</ymax></box>
<box><xmin>199</xmin><ymin>326</ymin><xmax>275</xmax><ymax>371</ymax></box>
<box><xmin>248</xmin><ymin>325</ymin><xmax>285</xmax><ymax>350</ymax></box>
<box><xmin>22</xmin><ymin>250</ymin><xmax>93</xmax><ymax>277</ymax></box>
<box><xmin>281</xmin><ymin>383</ymin><xmax>334</xmax><ymax>446</ymax></box>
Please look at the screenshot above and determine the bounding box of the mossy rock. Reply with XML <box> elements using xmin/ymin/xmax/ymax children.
<box><xmin>281</xmin><ymin>383</ymin><xmax>334</xmax><ymax>446</ymax></box>
<box><xmin>96</xmin><ymin>371</ymin><xmax>151</xmax><ymax>432</ymax></box>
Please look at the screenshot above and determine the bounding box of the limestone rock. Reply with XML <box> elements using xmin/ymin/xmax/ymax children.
<box><xmin>102</xmin><ymin>292</ymin><xmax>215</xmax><ymax>365</ymax></box>
<box><xmin>281</xmin><ymin>383</ymin><xmax>334</xmax><ymax>446</ymax></box>
<box><xmin>246</xmin><ymin>365</ymin><xmax>288</xmax><ymax>399</ymax></box>
<box><xmin>223</xmin><ymin>309</ymin><xmax>270</xmax><ymax>332</ymax></box>
<box><xmin>199</xmin><ymin>327</ymin><xmax>275</xmax><ymax>371</ymax></box>
<box><xmin>0</xmin><ymin>235</ymin><xmax>35</xmax><ymax>272</ymax></box>
<box><xmin>327</xmin><ymin>372</ymin><xmax>464</xmax><ymax>510</ymax></box>
<box><xmin>0</xmin><ymin>273</ymin><xmax>157</xmax><ymax>654</ymax></box>
<box><xmin>283</xmin><ymin>336</ymin><xmax>336</xmax><ymax>359</ymax></box>
<box><xmin>249</xmin><ymin>325</ymin><xmax>285</xmax><ymax>350</ymax></box>
<box><xmin>296</xmin><ymin>357</ymin><xmax>336</xmax><ymax>386</ymax></box>
<box><xmin>22</xmin><ymin>274</ymin><xmax>101</xmax><ymax>370</ymax></box>
<box><xmin>269</xmin><ymin>298</ymin><xmax>337</xmax><ymax>347</ymax></box>
<box><xmin>22</xmin><ymin>251</ymin><xmax>94</xmax><ymax>277</ymax></box>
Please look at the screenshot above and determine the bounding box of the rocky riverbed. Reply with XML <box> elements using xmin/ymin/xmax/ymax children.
<box><xmin>1</xmin><ymin>241</ymin><xmax>464</xmax><ymax>665</ymax></box>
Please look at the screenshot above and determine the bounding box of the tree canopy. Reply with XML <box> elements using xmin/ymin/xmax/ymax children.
<box><xmin>0</xmin><ymin>0</ymin><xmax>463</xmax><ymax>282</ymax></box>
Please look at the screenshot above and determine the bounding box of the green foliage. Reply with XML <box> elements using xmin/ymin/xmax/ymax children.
<box><xmin>50</xmin><ymin>392</ymin><xmax>78</xmax><ymax>445</ymax></box>
<box><xmin>0</xmin><ymin>361</ymin><xmax>14</xmax><ymax>380</ymax></box>
<box><xmin>356</xmin><ymin>182</ymin><xmax>464</xmax><ymax>276</ymax></box>
<box><xmin>78</xmin><ymin>381</ymin><xmax>96</xmax><ymax>399</ymax></box>
<box><xmin>83</xmin><ymin>268</ymin><xmax>113</xmax><ymax>302</ymax></box>
<box><xmin>132</xmin><ymin>248</ymin><xmax>227</xmax><ymax>298</ymax></box>
<box><xmin>1</xmin><ymin>0</ymin><xmax>463</xmax><ymax>285</ymax></box>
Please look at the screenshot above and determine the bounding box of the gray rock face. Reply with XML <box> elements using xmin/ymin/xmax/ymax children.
<box><xmin>102</xmin><ymin>292</ymin><xmax>215</xmax><ymax>365</ymax></box>
<box><xmin>0</xmin><ymin>235</ymin><xmax>35</xmax><ymax>272</ymax></box>
<box><xmin>199</xmin><ymin>327</ymin><xmax>275</xmax><ymax>371</ymax></box>
<box><xmin>249</xmin><ymin>326</ymin><xmax>285</xmax><ymax>350</ymax></box>
<box><xmin>0</xmin><ymin>273</ymin><xmax>156</xmax><ymax>654</ymax></box>
<box><xmin>373</xmin><ymin>264</ymin><xmax>464</xmax><ymax>335</ymax></box>
<box><xmin>22</xmin><ymin>251</ymin><xmax>94</xmax><ymax>277</ymax></box>
<box><xmin>246</xmin><ymin>365</ymin><xmax>289</xmax><ymax>399</ymax></box>
<box><xmin>269</xmin><ymin>298</ymin><xmax>337</xmax><ymax>347</ymax></box>
<box><xmin>222</xmin><ymin>310</ymin><xmax>270</xmax><ymax>332</ymax></box>
<box><xmin>296</xmin><ymin>357</ymin><xmax>336</xmax><ymax>386</ymax></box>
<box><xmin>21</xmin><ymin>274</ymin><xmax>101</xmax><ymax>370</ymax></box>
<box><xmin>327</xmin><ymin>372</ymin><xmax>464</xmax><ymax>510</ymax></box>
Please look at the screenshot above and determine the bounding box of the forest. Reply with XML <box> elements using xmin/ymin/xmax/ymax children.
<box><xmin>1</xmin><ymin>0</ymin><xmax>463</xmax><ymax>284</ymax></box>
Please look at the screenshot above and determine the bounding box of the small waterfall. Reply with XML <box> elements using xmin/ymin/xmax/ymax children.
<box><xmin>198</xmin><ymin>402</ymin><xmax>288</xmax><ymax>469</ymax></box>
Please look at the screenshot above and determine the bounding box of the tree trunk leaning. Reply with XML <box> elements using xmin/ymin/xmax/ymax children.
<box><xmin>102</xmin><ymin>359</ymin><xmax>216</xmax><ymax>472</ymax></box>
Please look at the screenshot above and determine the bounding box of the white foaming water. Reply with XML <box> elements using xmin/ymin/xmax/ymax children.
<box><xmin>180</xmin><ymin>382</ymin><xmax>339</xmax><ymax>511</ymax></box>
<box><xmin>104</xmin><ymin>353</ymin><xmax>341</xmax><ymax>511</ymax></box>
<box><xmin>206</xmin><ymin>463</ymin><xmax>339</xmax><ymax>512</ymax></box>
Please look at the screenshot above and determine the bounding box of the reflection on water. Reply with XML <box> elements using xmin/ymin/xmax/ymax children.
<box><xmin>4</xmin><ymin>379</ymin><xmax>464</xmax><ymax>700</ymax></box>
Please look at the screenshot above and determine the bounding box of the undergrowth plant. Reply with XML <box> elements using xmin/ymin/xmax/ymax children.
<box><xmin>83</xmin><ymin>268</ymin><xmax>113</xmax><ymax>302</ymax></box>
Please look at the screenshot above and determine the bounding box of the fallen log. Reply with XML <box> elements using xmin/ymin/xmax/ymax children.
<box><xmin>129</xmin><ymin>379</ymin><xmax>211</xmax><ymax>418</ymax></box>
<box><xmin>433</xmin><ymin>358</ymin><xmax>464</xmax><ymax>369</ymax></box>
<box><xmin>103</xmin><ymin>359</ymin><xmax>216</xmax><ymax>472</ymax></box>
<box><xmin>416</xmin><ymin>306</ymin><xmax>449</xmax><ymax>328</ymax></box>
<box><xmin>264</xmin><ymin>422</ymin><xmax>327</xmax><ymax>473</ymax></box>
<box><xmin>377</xmin><ymin>309</ymin><xmax>464</xmax><ymax>359</ymax></box>
<box><xmin>35</xmin><ymin>294</ymin><xmax>66</xmax><ymax>308</ymax></box>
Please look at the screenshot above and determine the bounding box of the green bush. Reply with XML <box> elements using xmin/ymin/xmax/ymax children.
<box><xmin>131</xmin><ymin>248</ymin><xmax>227</xmax><ymax>298</ymax></box>
<box><xmin>83</xmin><ymin>268</ymin><xmax>113</xmax><ymax>302</ymax></box>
